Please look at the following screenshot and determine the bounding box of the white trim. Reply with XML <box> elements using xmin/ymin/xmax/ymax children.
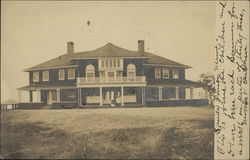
<box><xmin>24</xmin><ymin>65</ymin><xmax>79</xmax><ymax>72</ymax></box>
<box><xmin>77</xmin><ymin>83</ymin><xmax>146</xmax><ymax>88</ymax></box>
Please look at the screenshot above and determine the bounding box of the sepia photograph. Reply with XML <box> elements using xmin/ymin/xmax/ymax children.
<box><xmin>1</xmin><ymin>1</ymin><xmax>248</xmax><ymax>159</ymax></box>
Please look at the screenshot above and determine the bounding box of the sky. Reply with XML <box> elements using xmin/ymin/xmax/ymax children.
<box><xmin>1</xmin><ymin>1</ymin><xmax>216</xmax><ymax>102</ymax></box>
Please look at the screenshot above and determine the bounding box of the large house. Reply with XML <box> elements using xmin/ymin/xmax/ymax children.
<box><xmin>18</xmin><ymin>40</ymin><xmax>208</xmax><ymax>108</ymax></box>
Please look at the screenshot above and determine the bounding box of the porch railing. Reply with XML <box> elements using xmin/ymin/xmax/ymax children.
<box><xmin>77</xmin><ymin>76</ymin><xmax>146</xmax><ymax>84</ymax></box>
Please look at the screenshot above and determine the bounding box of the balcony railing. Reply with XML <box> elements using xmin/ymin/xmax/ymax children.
<box><xmin>77</xmin><ymin>76</ymin><xmax>146</xmax><ymax>84</ymax></box>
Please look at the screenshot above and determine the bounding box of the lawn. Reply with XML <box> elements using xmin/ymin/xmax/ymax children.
<box><xmin>1</xmin><ymin>106</ymin><xmax>214</xmax><ymax>159</ymax></box>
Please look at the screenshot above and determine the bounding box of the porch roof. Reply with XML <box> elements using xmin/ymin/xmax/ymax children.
<box><xmin>18</xmin><ymin>84</ymin><xmax>76</xmax><ymax>91</ymax></box>
<box><xmin>147</xmin><ymin>80</ymin><xmax>202</xmax><ymax>87</ymax></box>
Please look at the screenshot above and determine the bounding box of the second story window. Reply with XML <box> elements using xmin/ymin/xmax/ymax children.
<box><xmin>42</xmin><ymin>71</ymin><xmax>49</xmax><ymax>81</ymax></box>
<box><xmin>127</xmin><ymin>64</ymin><xmax>136</xmax><ymax>81</ymax></box>
<box><xmin>173</xmin><ymin>69</ymin><xmax>179</xmax><ymax>79</ymax></box>
<box><xmin>59</xmin><ymin>69</ymin><xmax>65</xmax><ymax>80</ymax></box>
<box><xmin>163</xmin><ymin>68</ymin><xmax>169</xmax><ymax>79</ymax></box>
<box><xmin>155</xmin><ymin>68</ymin><xmax>161</xmax><ymax>79</ymax></box>
<box><xmin>33</xmin><ymin>72</ymin><xmax>39</xmax><ymax>82</ymax></box>
<box><xmin>68</xmin><ymin>68</ymin><xmax>75</xmax><ymax>80</ymax></box>
<box><xmin>86</xmin><ymin>64</ymin><xmax>95</xmax><ymax>78</ymax></box>
<box><xmin>101</xmin><ymin>60</ymin><xmax>105</xmax><ymax>67</ymax></box>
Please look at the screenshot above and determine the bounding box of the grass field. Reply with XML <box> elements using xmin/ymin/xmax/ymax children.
<box><xmin>1</xmin><ymin>106</ymin><xmax>214</xmax><ymax>159</ymax></box>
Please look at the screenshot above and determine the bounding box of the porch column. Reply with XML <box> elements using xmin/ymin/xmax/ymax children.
<box><xmin>79</xmin><ymin>88</ymin><xmax>82</xmax><ymax>106</ymax></box>
<box><xmin>29</xmin><ymin>90</ymin><xmax>33</xmax><ymax>102</ymax></box>
<box><xmin>56</xmin><ymin>89</ymin><xmax>60</xmax><ymax>102</ymax></box>
<box><xmin>121</xmin><ymin>86</ymin><xmax>124</xmax><ymax>106</ymax></box>
<box><xmin>100</xmin><ymin>87</ymin><xmax>103</xmax><ymax>106</ymax></box>
<box><xmin>142</xmin><ymin>87</ymin><xmax>145</xmax><ymax>105</ymax></box>
<box><xmin>176</xmin><ymin>87</ymin><xmax>179</xmax><ymax>99</ymax></box>
<box><xmin>159</xmin><ymin>86</ymin><xmax>162</xmax><ymax>100</ymax></box>
<box><xmin>190</xmin><ymin>87</ymin><xmax>194</xmax><ymax>99</ymax></box>
<box><xmin>36</xmin><ymin>90</ymin><xmax>41</xmax><ymax>102</ymax></box>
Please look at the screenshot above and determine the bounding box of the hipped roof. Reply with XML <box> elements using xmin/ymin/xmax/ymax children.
<box><xmin>25</xmin><ymin>43</ymin><xmax>191</xmax><ymax>71</ymax></box>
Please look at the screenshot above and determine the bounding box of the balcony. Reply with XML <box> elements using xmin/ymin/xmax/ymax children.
<box><xmin>77</xmin><ymin>76</ymin><xmax>146</xmax><ymax>87</ymax></box>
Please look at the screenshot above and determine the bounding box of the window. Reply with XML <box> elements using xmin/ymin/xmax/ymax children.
<box><xmin>100</xmin><ymin>59</ymin><xmax>121</xmax><ymax>68</ymax></box>
<box><xmin>173</xmin><ymin>69</ymin><xmax>179</xmax><ymax>79</ymax></box>
<box><xmin>127</xmin><ymin>64</ymin><xmax>136</xmax><ymax>81</ymax></box>
<box><xmin>68</xmin><ymin>68</ymin><xmax>75</xmax><ymax>80</ymax></box>
<box><xmin>109</xmin><ymin>60</ymin><xmax>112</xmax><ymax>67</ymax></box>
<box><xmin>61</xmin><ymin>89</ymin><xmax>77</xmax><ymax>100</ymax></box>
<box><xmin>86</xmin><ymin>64</ymin><xmax>95</xmax><ymax>78</ymax></box>
<box><xmin>146</xmin><ymin>87</ymin><xmax>159</xmax><ymax>100</ymax></box>
<box><xmin>163</xmin><ymin>68</ymin><xmax>169</xmax><ymax>79</ymax></box>
<box><xmin>33</xmin><ymin>72</ymin><xmax>39</xmax><ymax>82</ymax></box>
<box><xmin>162</xmin><ymin>87</ymin><xmax>176</xmax><ymax>99</ymax></box>
<box><xmin>155</xmin><ymin>68</ymin><xmax>161</xmax><ymax>79</ymax></box>
<box><xmin>108</xmin><ymin>72</ymin><xmax>114</xmax><ymax>77</ymax></box>
<box><xmin>106</xmin><ymin>60</ymin><xmax>109</xmax><ymax>67</ymax></box>
<box><xmin>101</xmin><ymin>60</ymin><xmax>105</xmax><ymax>67</ymax></box>
<box><xmin>117</xmin><ymin>59</ymin><xmax>120</xmax><ymax>67</ymax></box>
<box><xmin>42</xmin><ymin>71</ymin><xmax>49</xmax><ymax>81</ymax></box>
<box><xmin>59</xmin><ymin>69</ymin><xmax>65</xmax><ymax>80</ymax></box>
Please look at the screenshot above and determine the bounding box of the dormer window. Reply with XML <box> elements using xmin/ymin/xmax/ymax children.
<box><xmin>59</xmin><ymin>69</ymin><xmax>65</xmax><ymax>80</ymax></box>
<box><xmin>155</xmin><ymin>68</ymin><xmax>161</xmax><ymax>79</ymax></box>
<box><xmin>33</xmin><ymin>72</ymin><xmax>39</xmax><ymax>82</ymax></box>
<box><xmin>42</xmin><ymin>71</ymin><xmax>49</xmax><ymax>81</ymax></box>
<box><xmin>68</xmin><ymin>68</ymin><xmax>75</xmax><ymax>80</ymax></box>
<box><xmin>173</xmin><ymin>69</ymin><xmax>179</xmax><ymax>79</ymax></box>
<box><xmin>86</xmin><ymin>64</ymin><xmax>95</xmax><ymax>78</ymax></box>
<box><xmin>163</xmin><ymin>68</ymin><xmax>169</xmax><ymax>79</ymax></box>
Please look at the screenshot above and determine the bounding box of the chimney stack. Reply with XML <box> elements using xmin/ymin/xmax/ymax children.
<box><xmin>67</xmin><ymin>42</ymin><xmax>74</xmax><ymax>54</ymax></box>
<box><xmin>138</xmin><ymin>40</ymin><xmax>145</xmax><ymax>56</ymax></box>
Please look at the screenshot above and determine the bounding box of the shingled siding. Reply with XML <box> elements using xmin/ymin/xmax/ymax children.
<box><xmin>76</xmin><ymin>59</ymin><xmax>99</xmax><ymax>77</ymax></box>
<box><xmin>123</xmin><ymin>59</ymin><xmax>145</xmax><ymax>76</ymax></box>
<box><xmin>29</xmin><ymin>68</ymin><xmax>77</xmax><ymax>85</ymax></box>
<box><xmin>144</xmin><ymin>66</ymin><xmax>185</xmax><ymax>83</ymax></box>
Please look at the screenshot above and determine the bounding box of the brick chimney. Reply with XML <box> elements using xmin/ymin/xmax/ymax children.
<box><xmin>138</xmin><ymin>40</ymin><xmax>145</xmax><ymax>56</ymax></box>
<box><xmin>67</xmin><ymin>42</ymin><xmax>74</xmax><ymax>54</ymax></box>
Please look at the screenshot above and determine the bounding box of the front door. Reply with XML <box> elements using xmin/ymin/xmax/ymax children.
<box><xmin>103</xmin><ymin>89</ymin><xmax>121</xmax><ymax>105</ymax></box>
<box><xmin>47</xmin><ymin>91</ymin><xmax>57</xmax><ymax>104</ymax></box>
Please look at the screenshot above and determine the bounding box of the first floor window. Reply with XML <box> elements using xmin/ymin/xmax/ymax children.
<box><xmin>42</xmin><ymin>70</ymin><xmax>49</xmax><ymax>81</ymax></box>
<box><xmin>146</xmin><ymin>87</ymin><xmax>159</xmax><ymax>100</ymax></box>
<box><xmin>68</xmin><ymin>68</ymin><xmax>75</xmax><ymax>80</ymax></box>
<box><xmin>162</xmin><ymin>87</ymin><xmax>176</xmax><ymax>99</ymax></box>
<box><xmin>173</xmin><ymin>69</ymin><xmax>179</xmax><ymax>79</ymax></box>
<box><xmin>33</xmin><ymin>72</ymin><xmax>39</xmax><ymax>82</ymax></box>
<box><xmin>58</xmin><ymin>69</ymin><xmax>65</xmax><ymax>80</ymax></box>
<box><xmin>163</xmin><ymin>68</ymin><xmax>169</xmax><ymax>79</ymax></box>
<box><xmin>155</xmin><ymin>68</ymin><xmax>161</xmax><ymax>79</ymax></box>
